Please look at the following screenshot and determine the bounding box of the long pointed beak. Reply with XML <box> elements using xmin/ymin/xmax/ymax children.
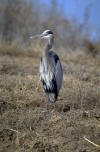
<box><xmin>29</xmin><ymin>34</ymin><xmax>44</xmax><ymax>39</ymax></box>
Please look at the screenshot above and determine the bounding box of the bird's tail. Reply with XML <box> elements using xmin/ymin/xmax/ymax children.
<box><xmin>48</xmin><ymin>93</ymin><xmax>58</xmax><ymax>104</ymax></box>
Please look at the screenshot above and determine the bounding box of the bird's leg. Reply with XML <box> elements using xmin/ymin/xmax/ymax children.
<box><xmin>44</xmin><ymin>94</ymin><xmax>50</xmax><ymax>116</ymax></box>
<box><xmin>46</xmin><ymin>94</ymin><xmax>50</xmax><ymax>114</ymax></box>
<box><xmin>46</xmin><ymin>102</ymin><xmax>49</xmax><ymax>114</ymax></box>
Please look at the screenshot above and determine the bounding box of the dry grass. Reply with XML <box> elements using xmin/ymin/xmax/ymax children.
<box><xmin>0</xmin><ymin>44</ymin><xmax>100</xmax><ymax>152</ymax></box>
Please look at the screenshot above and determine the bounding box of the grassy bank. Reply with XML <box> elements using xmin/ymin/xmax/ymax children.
<box><xmin>0</xmin><ymin>43</ymin><xmax>100</xmax><ymax>152</ymax></box>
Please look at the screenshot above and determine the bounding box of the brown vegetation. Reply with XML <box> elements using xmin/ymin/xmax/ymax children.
<box><xmin>0</xmin><ymin>43</ymin><xmax>100</xmax><ymax>152</ymax></box>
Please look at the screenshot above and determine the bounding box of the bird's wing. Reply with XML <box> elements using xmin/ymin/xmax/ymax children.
<box><xmin>40</xmin><ymin>58</ymin><xmax>43</xmax><ymax>81</ymax></box>
<box><xmin>54</xmin><ymin>58</ymin><xmax>63</xmax><ymax>92</ymax></box>
<box><xmin>49</xmin><ymin>51</ymin><xmax>63</xmax><ymax>92</ymax></box>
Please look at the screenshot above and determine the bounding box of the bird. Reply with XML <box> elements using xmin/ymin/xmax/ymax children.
<box><xmin>30</xmin><ymin>30</ymin><xmax>63</xmax><ymax>115</ymax></box>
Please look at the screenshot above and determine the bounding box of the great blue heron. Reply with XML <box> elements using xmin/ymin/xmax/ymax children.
<box><xmin>30</xmin><ymin>30</ymin><xmax>63</xmax><ymax>114</ymax></box>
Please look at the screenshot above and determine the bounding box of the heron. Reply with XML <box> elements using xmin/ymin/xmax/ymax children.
<box><xmin>30</xmin><ymin>30</ymin><xmax>63</xmax><ymax>115</ymax></box>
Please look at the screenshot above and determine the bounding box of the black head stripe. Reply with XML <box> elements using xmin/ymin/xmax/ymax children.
<box><xmin>47</xmin><ymin>31</ymin><xmax>53</xmax><ymax>35</ymax></box>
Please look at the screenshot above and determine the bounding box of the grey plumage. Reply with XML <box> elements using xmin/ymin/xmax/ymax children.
<box><xmin>30</xmin><ymin>30</ymin><xmax>63</xmax><ymax>114</ymax></box>
<box><xmin>40</xmin><ymin>51</ymin><xmax>62</xmax><ymax>102</ymax></box>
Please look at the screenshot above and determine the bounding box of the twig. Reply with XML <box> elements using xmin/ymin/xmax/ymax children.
<box><xmin>8</xmin><ymin>128</ymin><xmax>19</xmax><ymax>134</ymax></box>
<box><xmin>83</xmin><ymin>136</ymin><xmax>100</xmax><ymax>148</ymax></box>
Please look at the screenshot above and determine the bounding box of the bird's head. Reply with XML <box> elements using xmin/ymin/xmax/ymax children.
<box><xmin>40</xmin><ymin>30</ymin><xmax>53</xmax><ymax>39</ymax></box>
<box><xmin>30</xmin><ymin>30</ymin><xmax>53</xmax><ymax>39</ymax></box>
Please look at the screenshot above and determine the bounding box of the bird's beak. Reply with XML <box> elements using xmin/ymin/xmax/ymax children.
<box><xmin>29</xmin><ymin>33</ymin><xmax>44</xmax><ymax>39</ymax></box>
<box><xmin>30</xmin><ymin>34</ymin><xmax>40</xmax><ymax>39</ymax></box>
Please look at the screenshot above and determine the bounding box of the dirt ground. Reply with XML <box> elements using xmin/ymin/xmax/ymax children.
<box><xmin>0</xmin><ymin>47</ymin><xmax>100</xmax><ymax>152</ymax></box>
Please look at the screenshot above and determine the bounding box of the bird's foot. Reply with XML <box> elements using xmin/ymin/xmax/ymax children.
<box><xmin>43</xmin><ymin>109</ymin><xmax>51</xmax><ymax>118</ymax></box>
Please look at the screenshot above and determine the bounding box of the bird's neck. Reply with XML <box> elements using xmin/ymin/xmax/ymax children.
<box><xmin>42</xmin><ymin>36</ymin><xmax>54</xmax><ymax>58</ymax></box>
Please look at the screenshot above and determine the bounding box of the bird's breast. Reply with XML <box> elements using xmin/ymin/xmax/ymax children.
<box><xmin>40</xmin><ymin>71</ymin><xmax>53</xmax><ymax>87</ymax></box>
<box><xmin>40</xmin><ymin>57</ymin><xmax>55</xmax><ymax>89</ymax></box>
